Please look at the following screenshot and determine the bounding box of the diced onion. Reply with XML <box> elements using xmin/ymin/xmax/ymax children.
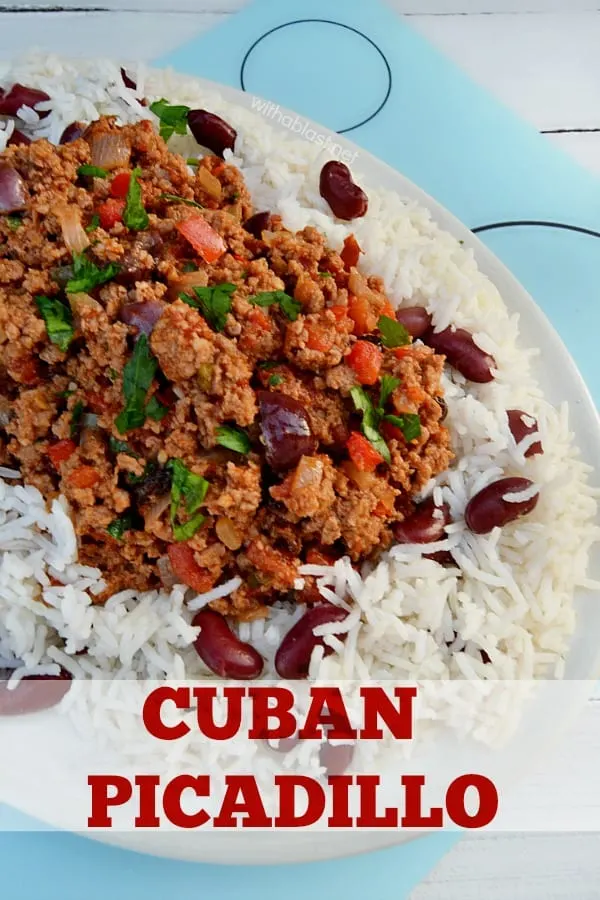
<box><xmin>196</xmin><ymin>166</ymin><xmax>222</xmax><ymax>200</ymax></box>
<box><xmin>145</xmin><ymin>494</ymin><xmax>171</xmax><ymax>527</ymax></box>
<box><xmin>90</xmin><ymin>133</ymin><xmax>131</xmax><ymax>171</ymax></box>
<box><xmin>342</xmin><ymin>460</ymin><xmax>375</xmax><ymax>490</ymax></box>
<box><xmin>67</xmin><ymin>292</ymin><xmax>101</xmax><ymax>314</ymax></box>
<box><xmin>215</xmin><ymin>516</ymin><xmax>243</xmax><ymax>551</ymax></box>
<box><xmin>56</xmin><ymin>205</ymin><xmax>89</xmax><ymax>254</ymax></box>
<box><xmin>171</xmin><ymin>269</ymin><xmax>208</xmax><ymax>299</ymax></box>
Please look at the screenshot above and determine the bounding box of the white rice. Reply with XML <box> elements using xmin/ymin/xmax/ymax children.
<box><xmin>0</xmin><ymin>55</ymin><xmax>599</xmax><ymax>773</ymax></box>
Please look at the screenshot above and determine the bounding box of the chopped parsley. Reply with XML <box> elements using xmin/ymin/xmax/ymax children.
<box><xmin>85</xmin><ymin>214</ymin><xmax>100</xmax><ymax>233</ymax></box>
<box><xmin>249</xmin><ymin>290</ymin><xmax>301</xmax><ymax>322</ymax></box>
<box><xmin>181</xmin><ymin>261</ymin><xmax>199</xmax><ymax>273</ymax></box>
<box><xmin>258</xmin><ymin>360</ymin><xmax>279</xmax><ymax>370</ymax></box>
<box><xmin>384</xmin><ymin>413</ymin><xmax>421</xmax><ymax>442</ymax></box>
<box><xmin>268</xmin><ymin>374</ymin><xmax>283</xmax><ymax>387</ymax></box>
<box><xmin>318</xmin><ymin>271</ymin><xmax>333</xmax><ymax>278</ymax></box>
<box><xmin>77</xmin><ymin>164</ymin><xmax>108</xmax><ymax>179</ymax></box>
<box><xmin>378</xmin><ymin>315</ymin><xmax>410</xmax><ymax>349</ymax></box>
<box><xmin>180</xmin><ymin>282</ymin><xmax>236</xmax><ymax>333</ymax></box>
<box><xmin>350</xmin><ymin>386</ymin><xmax>391</xmax><ymax>464</ymax></box>
<box><xmin>70</xmin><ymin>400</ymin><xmax>85</xmax><ymax>438</ymax></box>
<box><xmin>107</xmin><ymin>511</ymin><xmax>135</xmax><ymax>541</ymax></box>
<box><xmin>107</xmin><ymin>367</ymin><xmax>118</xmax><ymax>383</ymax></box>
<box><xmin>35</xmin><ymin>295</ymin><xmax>74</xmax><ymax>352</ymax></box>
<box><xmin>123</xmin><ymin>167</ymin><xmax>149</xmax><ymax>231</ymax></box>
<box><xmin>65</xmin><ymin>251</ymin><xmax>120</xmax><ymax>294</ymax></box>
<box><xmin>56</xmin><ymin>388</ymin><xmax>75</xmax><ymax>399</ymax></box>
<box><xmin>145</xmin><ymin>395</ymin><xmax>169</xmax><ymax>422</ymax></box>
<box><xmin>108</xmin><ymin>436</ymin><xmax>137</xmax><ymax>457</ymax></box>
<box><xmin>149</xmin><ymin>99</ymin><xmax>190</xmax><ymax>141</ymax></box>
<box><xmin>231</xmin><ymin>191</ymin><xmax>240</xmax><ymax>200</ymax></box>
<box><xmin>216</xmin><ymin>425</ymin><xmax>251</xmax><ymax>454</ymax></box>
<box><xmin>167</xmin><ymin>458</ymin><xmax>209</xmax><ymax>541</ymax></box>
<box><xmin>7</xmin><ymin>213</ymin><xmax>23</xmax><ymax>230</ymax></box>
<box><xmin>161</xmin><ymin>193</ymin><xmax>203</xmax><ymax>210</ymax></box>
<box><xmin>115</xmin><ymin>334</ymin><xmax>160</xmax><ymax>433</ymax></box>
<box><xmin>348</xmin><ymin>376</ymin><xmax>417</xmax><ymax>463</ymax></box>
<box><xmin>186</xmin><ymin>157</ymin><xmax>199</xmax><ymax>167</ymax></box>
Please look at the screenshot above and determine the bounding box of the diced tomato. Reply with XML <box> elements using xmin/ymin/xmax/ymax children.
<box><xmin>347</xmin><ymin>340</ymin><xmax>382</xmax><ymax>385</ymax></box>
<box><xmin>98</xmin><ymin>198</ymin><xmax>125</xmax><ymax>230</ymax></box>
<box><xmin>340</xmin><ymin>234</ymin><xmax>362</xmax><ymax>269</ymax></box>
<box><xmin>330</xmin><ymin>305</ymin><xmax>350</xmax><ymax>322</ymax></box>
<box><xmin>305</xmin><ymin>547</ymin><xmax>338</xmax><ymax>566</ymax></box>
<box><xmin>382</xmin><ymin>419</ymin><xmax>413</xmax><ymax>444</ymax></box>
<box><xmin>248</xmin><ymin>307</ymin><xmax>271</xmax><ymax>332</ymax></box>
<box><xmin>48</xmin><ymin>439</ymin><xmax>77</xmax><ymax>468</ymax></box>
<box><xmin>346</xmin><ymin>431</ymin><xmax>384</xmax><ymax>472</ymax></box>
<box><xmin>347</xmin><ymin>293</ymin><xmax>377</xmax><ymax>336</ymax></box>
<box><xmin>393</xmin><ymin>346</ymin><xmax>412</xmax><ymax>360</ymax></box>
<box><xmin>168</xmin><ymin>543</ymin><xmax>215</xmax><ymax>594</ymax></box>
<box><xmin>68</xmin><ymin>466</ymin><xmax>100</xmax><ymax>489</ymax></box>
<box><xmin>246</xmin><ymin>540</ymin><xmax>297</xmax><ymax>588</ymax></box>
<box><xmin>9</xmin><ymin>355</ymin><xmax>40</xmax><ymax>385</ymax></box>
<box><xmin>176</xmin><ymin>215</ymin><xmax>226</xmax><ymax>264</ymax></box>
<box><xmin>305</xmin><ymin>324</ymin><xmax>333</xmax><ymax>353</ymax></box>
<box><xmin>109</xmin><ymin>172</ymin><xmax>131</xmax><ymax>199</ymax></box>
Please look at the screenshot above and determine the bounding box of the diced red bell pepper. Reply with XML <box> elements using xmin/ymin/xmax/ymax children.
<box><xmin>176</xmin><ymin>215</ymin><xmax>226</xmax><ymax>264</ymax></box>
<box><xmin>305</xmin><ymin>323</ymin><xmax>333</xmax><ymax>353</ymax></box>
<box><xmin>109</xmin><ymin>172</ymin><xmax>131</xmax><ymax>199</ymax></box>
<box><xmin>347</xmin><ymin>293</ymin><xmax>377</xmax><ymax>336</ymax></box>
<box><xmin>98</xmin><ymin>198</ymin><xmax>125</xmax><ymax>230</ymax></box>
<box><xmin>346</xmin><ymin>340</ymin><xmax>382</xmax><ymax>385</ymax></box>
<box><xmin>340</xmin><ymin>234</ymin><xmax>361</xmax><ymax>269</ymax></box>
<box><xmin>168</xmin><ymin>543</ymin><xmax>215</xmax><ymax>594</ymax></box>
<box><xmin>346</xmin><ymin>431</ymin><xmax>384</xmax><ymax>472</ymax></box>
<box><xmin>48</xmin><ymin>439</ymin><xmax>77</xmax><ymax>468</ymax></box>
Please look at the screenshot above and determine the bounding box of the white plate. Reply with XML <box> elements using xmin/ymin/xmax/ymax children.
<box><xmin>1</xmin><ymin>75</ymin><xmax>599</xmax><ymax>865</ymax></box>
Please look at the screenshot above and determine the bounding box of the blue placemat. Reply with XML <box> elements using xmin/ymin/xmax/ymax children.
<box><xmin>3</xmin><ymin>0</ymin><xmax>599</xmax><ymax>895</ymax></box>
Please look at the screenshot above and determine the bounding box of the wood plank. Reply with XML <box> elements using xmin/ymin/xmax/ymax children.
<box><xmin>410</xmin><ymin>834</ymin><xmax>600</xmax><ymax>900</ymax></box>
<box><xmin>5</xmin><ymin>1</ymin><xmax>600</xmax><ymax>14</ymax></box>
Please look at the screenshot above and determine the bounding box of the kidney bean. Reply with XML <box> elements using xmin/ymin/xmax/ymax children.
<box><xmin>319</xmin><ymin>741</ymin><xmax>355</xmax><ymax>776</ymax></box>
<box><xmin>193</xmin><ymin>609</ymin><xmax>264</xmax><ymax>679</ymax></box>
<box><xmin>424</xmin><ymin>326</ymin><xmax>496</xmax><ymax>383</ymax></box>
<box><xmin>394</xmin><ymin>497</ymin><xmax>451</xmax><ymax>544</ymax></box>
<box><xmin>60</xmin><ymin>121</ymin><xmax>86</xmax><ymax>144</ymax></box>
<box><xmin>243</xmin><ymin>211</ymin><xmax>272</xmax><ymax>239</ymax></box>
<box><xmin>395</xmin><ymin>306</ymin><xmax>432</xmax><ymax>339</ymax></box>
<box><xmin>319</xmin><ymin>160</ymin><xmax>368</xmax><ymax>221</ymax></box>
<box><xmin>507</xmin><ymin>409</ymin><xmax>543</xmax><ymax>458</ymax></box>
<box><xmin>275</xmin><ymin>605</ymin><xmax>349</xmax><ymax>679</ymax></box>
<box><xmin>187</xmin><ymin>109</ymin><xmax>237</xmax><ymax>158</ymax></box>
<box><xmin>265</xmin><ymin>734</ymin><xmax>301</xmax><ymax>753</ymax></box>
<box><xmin>465</xmin><ymin>476</ymin><xmax>539</xmax><ymax>535</ymax></box>
<box><xmin>425</xmin><ymin>550</ymin><xmax>456</xmax><ymax>567</ymax></box>
<box><xmin>120</xmin><ymin>67</ymin><xmax>137</xmax><ymax>90</ymax></box>
<box><xmin>7</xmin><ymin>129</ymin><xmax>31</xmax><ymax>147</ymax></box>
<box><xmin>0</xmin><ymin>672</ymin><xmax>71</xmax><ymax>716</ymax></box>
<box><xmin>0</xmin><ymin>83</ymin><xmax>50</xmax><ymax>118</ymax></box>
<box><xmin>0</xmin><ymin>164</ymin><xmax>27</xmax><ymax>213</ymax></box>
<box><xmin>257</xmin><ymin>390</ymin><xmax>317</xmax><ymax>470</ymax></box>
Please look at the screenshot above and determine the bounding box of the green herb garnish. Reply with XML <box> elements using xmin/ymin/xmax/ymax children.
<box><xmin>107</xmin><ymin>512</ymin><xmax>134</xmax><ymax>540</ymax></box>
<box><xmin>350</xmin><ymin>386</ymin><xmax>391</xmax><ymax>464</ymax></box>
<box><xmin>145</xmin><ymin>395</ymin><xmax>169</xmax><ymax>422</ymax></box>
<box><xmin>216</xmin><ymin>425</ymin><xmax>251</xmax><ymax>454</ymax></box>
<box><xmin>85</xmin><ymin>214</ymin><xmax>100</xmax><ymax>233</ymax></box>
<box><xmin>77</xmin><ymin>164</ymin><xmax>108</xmax><ymax>179</ymax></box>
<box><xmin>268</xmin><ymin>374</ymin><xmax>283</xmax><ymax>387</ymax></box>
<box><xmin>115</xmin><ymin>334</ymin><xmax>159</xmax><ymax>433</ymax></box>
<box><xmin>108</xmin><ymin>436</ymin><xmax>137</xmax><ymax>457</ymax></box>
<box><xmin>125</xmin><ymin>460</ymin><xmax>155</xmax><ymax>485</ymax></box>
<box><xmin>167</xmin><ymin>458</ymin><xmax>209</xmax><ymax>542</ymax></box>
<box><xmin>180</xmin><ymin>282</ymin><xmax>236</xmax><ymax>333</ymax></box>
<box><xmin>258</xmin><ymin>361</ymin><xmax>279</xmax><ymax>370</ymax></box>
<box><xmin>378</xmin><ymin>375</ymin><xmax>401</xmax><ymax>410</ymax></box>
<box><xmin>149</xmin><ymin>99</ymin><xmax>190</xmax><ymax>141</ymax></box>
<box><xmin>318</xmin><ymin>271</ymin><xmax>333</xmax><ymax>278</ymax></box>
<box><xmin>65</xmin><ymin>251</ymin><xmax>120</xmax><ymax>294</ymax></box>
<box><xmin>35</xmin><ymin>295</ymin><xmax>74</xmax><ymax>352</ymax></box>
<box><xmin>383</xmin><ymin>413</ymin><xmax>421</xmax><ymax>442</ymax></box>
<box><xmin>7</xmin><ymin>214</ymin><xmax>22</xmax><ymax>230</ymax></box>
<box><xmin>377</xmin><ymin>315</ymin><xmax>411</xmax><ymax>349</ymax></box>
<box><xmin>161</xmin><ymin>193</ymin><xmax>203</xmax><ymax>210</ymax></box>
<box><xmin>249</xmin><ymin>290</ymin><xmax>301</xmax><ymax>322</ymax></box>
<box><xmin>108</xmin><ymin>367</ymin><xmax>118</xmax><ymax>382</ymax></box>
<box><xmin>123</xmin><ymin>167</ymin><xmax>149</xmax><ymax>231</ymax></box>
<box><xmin>186</xmin><ymin>157</ymin><xmax>199</xmax><ymax>167</ymax></box>
<box><xmin>181</xmin><ymin>261</ymin><xmax>199</xmax><ymax>273</ymax></box>
<box><xmin>70</xmin><ymin>400</ymin><xmax>85</xmax><ymax>437</ymax></box>
<box><xmin>56</xmin><ymin>388</ymin><xmax>75</xmax><ymax>399</ymax></box>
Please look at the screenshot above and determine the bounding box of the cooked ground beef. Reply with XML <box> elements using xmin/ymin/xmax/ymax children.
<box><xmin>0</xmin><ymin>116</ymin><xmax>452</xmax><ymax>619</ymax></box>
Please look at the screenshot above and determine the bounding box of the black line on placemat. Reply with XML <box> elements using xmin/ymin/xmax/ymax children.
<box><xmin>239</xmin><ymin>19</ymin><xmax>392</xmax><ymax>134</ymax></box>
<box><xmin>0</xmin><ymin>5</ymin><xmax>107</xmax><ymax>10</ymax></box>
<box><xmin>472</xmin><ymin>220</ymin><xmax>600</xmax><ymax>240</ymax></box>
<box><xmin>542</xmin><ymin>127</ymin><xmax>600</xmax><ymax>134</ymax></box>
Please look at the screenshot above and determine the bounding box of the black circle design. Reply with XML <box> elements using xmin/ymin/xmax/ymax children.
<box><xmin>239</xmin><ymin>19</ymin><xmax>392</xmax><ymax>134</ymax></box>
<box><xmin>472</xmin><ymin>220</ymin><xmax>600</xmax><ymax>240</ymax></box>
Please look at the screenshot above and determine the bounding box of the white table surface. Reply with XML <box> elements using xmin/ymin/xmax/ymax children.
<box><xmin>1</xmin><ymin>1</ymin><xmax>599</xmax><ymax>896</ymax></box>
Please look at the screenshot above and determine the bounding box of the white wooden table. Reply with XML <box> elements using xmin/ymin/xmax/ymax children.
<box><xmin>1</xmin><ymin>1</ymin><xmax>599</xmax><ymax>896</ymax></box>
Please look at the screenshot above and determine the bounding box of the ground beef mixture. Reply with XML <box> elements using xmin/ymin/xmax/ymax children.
<box><xmin>0</xmin><ymin>116</ymin><xmax>452</xmax><ymax>619</ymax></box>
